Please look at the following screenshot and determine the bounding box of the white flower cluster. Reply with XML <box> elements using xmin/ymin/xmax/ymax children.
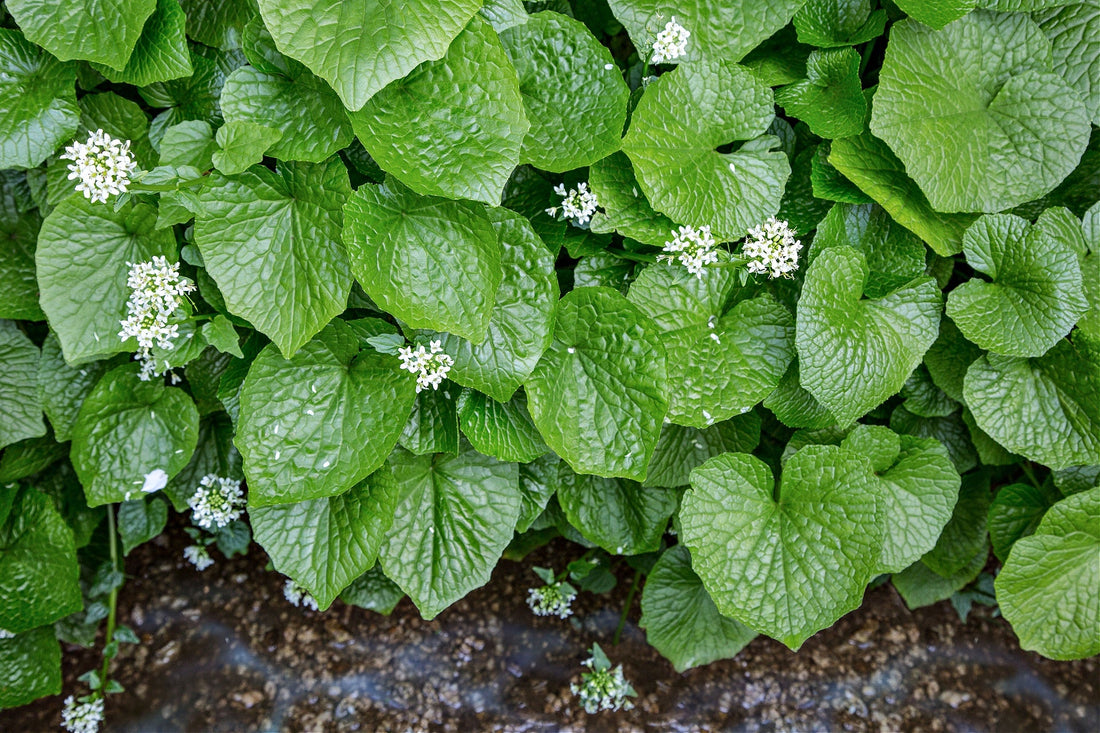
<box><xmin>660</xmin><ymin>224</ymin><xmax>718</xmax><ymax>277</ymax></box>
<box><xmin>571</xmin><ymin>657</ymin><xmax>636</xmax><ymax>714</ymax></box>
<box><xmin>187</xmin><ymin>474</ymin><xmax>245</xmax><ymax>530</ymax></box>
<box><xmin>183</xmin><ymin>544</ymin><xmax>214</xmax><ymax>571</ymax></box>
<box><xmin>398</xmin><ymin>340</ymin><xmax>454</xmax><ymax>393</ymax></box>
<box><xmin>118</xmin><ymin>256</ymin><xmax>195</xmax><ymax>380</ymax></box>
<box><xmin>61</xmin><ymin>695</ymin><xmax>104</xmax><ymax>733</ymax></box>
<box><xmin>0</xmin><ymin>628</ymin><xmax>14</xmax><ymax>639</ymax></box>
<box><xmin>60</xmin><ymin>129</ymin><xmax>137</xmax><ymax>204</ymax></box>
<box><xmin>283</xmin><ymin>579</ymin><xmax>319</xmax><ymax>610</ymax></box>
<box><xmin>651</xmin><ymin>17</ymin><xmax>690</xmax><ymax>64</ymax></box>
<box><xmin>546</xmin><ymin>182</ymin><xmax>599</xmax><ymax>227</ymax></box>
<box><xmin>526</xmin><ymin>581</ymin><xmax>577</xmax><ymax>619</ymax></box>
<box><xmin>743</xmin><ymin>217</ymin><xmax>802</xmax><ymax>278</ymax></box>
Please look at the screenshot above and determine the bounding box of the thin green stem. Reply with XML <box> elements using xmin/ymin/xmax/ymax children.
<box><xmin>100</xmin><ymin>504</ymin><xmax>120</xmax><ymax>693</ymax></box>
<box><xmin>1020</xmin><ymin>462</ymin><xmax>1042</xmax><ymax>490</ymax></box>
<box><xmin>607</xmin><ymin>250</ymin><xmax>659</xmax><ymax>264</ymax></box>
<box><xmin>859</xmin><ymin>36</ymin><xmax>879</xmax><ymax>77</ymax></box>
<box><xmin>613</xmin><ymin>569</ymin><xmax>642</xmax><ymax>646</ymax></box>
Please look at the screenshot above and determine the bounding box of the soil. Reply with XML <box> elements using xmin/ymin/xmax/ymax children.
<box><xmin>4</xmin><ymin>523</ymin><xmax>1098</xmax><ymax>732</ymax></box>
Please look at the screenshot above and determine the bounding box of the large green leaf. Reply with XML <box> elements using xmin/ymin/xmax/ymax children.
<box><xmin>0</xmin><ymin>627</ymin><xmax>62</xmax><ymax>707</ymax></box>
<box><xmin>255</xmin><ymin>0</ymin><xmax>481</xmax><ymax>111</ymax></box>
<box><xmin>964</xmin><ymin>340</ymin><xmax>1100</xmax><ymax>469</ymax></box>
<box><xmin>71</xmin><ymin>364</ymin><xmax>199</xmax><ymax>506</ymax></box>
<box><xmin>775</xmin><ymin>48</ymin><xmax>866</xmax><ymax>139</ymax></box>
<box><xmin>193</xmin><ymin>159</ymin><xmax>352</xmax><ymax>357</ymax></box>
<box><xmin>681</xmin><ymin>446</ymin><xmax>880</xmax><ymax>649</ymax></box>
<box><xmin>0</xmin><ymin>486</ymin><xmax>81</xmax><ymax>633</ymax></box>
<box><xmin>1035</xmin><ymin>3</ymin><xmax>1099</xmax><ymax>125</ymax></box>
<box><xmin>639</xmin><ymin>545</ymin><xmax>756</xmax><ymax>672</ymax></box>
<box><xmin>0</xmin><ymin>29</ymin><xmax>79</xmax><ymax>169</ymax></box>
<box><xmin>622</xmin><ymin>57</ymin><xmax>788</xmax><ymax>241</ymax></box>
<box><xmin>644</xmin><ymin>413</ymin><xmax>761</xmax><ymax>489</ymax></box>
<box><xmin>996</xmin><ymin>487</ymin><xmax>1100</xmax><ymax>660</ymax></box>
<box><xmin>220</xmin><ymin>20</ymin><xmax>353</xmax><ymax>163</ymax></box>
<box><xmin>499</xmin><ymin>12</ymin><xmax>629</xmax><ymax>172</ymax></box>
<box><xmin>988</xmin><ymin>482</ymin><xmax>1061</xmax><ymax>561</ymax></box>
<box><xmin>237</xmin><ymin>320</ymin><xmax>418</xmax><ymax>508</ymax></box>
<box><xmin>37</xmin><ymin>198</ymin><xmax>176</xmax><ymax>365</ymax></box>
<box><xmin>606</xmin><ymin>0</ymin><xmax>805</xmax><ymax>65</ymax></box>
<box><xmin>796</xmin><ymin>247</ymin><xmax>941</xmax><ymax>426</ymax></box>
<box><xmin>870</xmin><ymin>11</ymin><xmax>1091</xmax><ymax>213</ymax></box>
<box><xmin>588</xmin><ymin>152</ymin><xmax>678</xmax><ymax>247</ymax></box>
<box><xmin>628</xmin><ymin>263</ymin><xmax>794</xmax><ymax>428</ymax></box>
<box><xmin>178</xmin><ymin>0</ymin><xmax>254</xmax><ymax>49</ymax></box>
<box><xmin>350</xmin><ymin>17</ymin><xmax>527</xmax><ymax>204</ymax></box>
<box><xmin>829</xmin><ymin>131</ymin><xmax>975</xmax><ymax>257</ymax></box>
<box><xmin>0</xmin><ymin>322</ymin><xmax>45</xmax><ymax>450</ymax></box>
<box><xmin>345</xmin><ymin>184</ymin><xmax>502</xmax><ymax>344</ymax></box>
<box><xmin>557</xmin><ymin>465</ymin><xmax>677</xmax><ymax>555</ymax></box>
<box><xmin>252</xmin><ymin>465</ymin><xmax>399</xmax><ymax>609</ymax></box>
<box><xmin>526</xmin><ymin>287</ymin><xmax>668</xmax><ymax>481</ymax></box>
<box><xmin>379</xmin><ymin>447</ymin><xmax>521</xmax><ymax>619</ymax></box>
<box><xmin>457</xmin><ymin>390</ymin><xmax>548</xmax><ymax>464</ymax></box>
<box><xmin>6</xmin><ymin>0</ymin><xmax>155</xmax><ymax>68</ymax></box>
<box><xmin>89</xmin><ymin>0</ymin><xmax>191</xmax><ymax>85</ymax></box>
<box><xmin>428</xmin><ymin>210</ymin><xmax>556</xmax><ymax>402</ymax></box>
<box><xmin>0</xmin><ymin>181</ymin><xmax>42</xmax><ymax>320</ymax></box>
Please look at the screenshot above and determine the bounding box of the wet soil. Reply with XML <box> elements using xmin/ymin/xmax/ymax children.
<box><xmin>5</xmin><ymin>523</ymin><xmax>1098</xmax><ymax>732</ymax></box>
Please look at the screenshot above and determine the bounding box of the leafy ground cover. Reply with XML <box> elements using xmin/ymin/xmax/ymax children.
<box><xmin>0</xmin><ymin>0</ymin><xmax>1098</xmax><ymax>725</ymax></box>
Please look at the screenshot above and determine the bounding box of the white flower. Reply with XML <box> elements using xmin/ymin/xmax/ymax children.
<box><xmin>60</xmin><ymin>129</ymin><xmax>137</xmax><ymax>204</ymax></box>
<box><xmin>651</xmin><ymin>17</ymin><xmax>690</xmax><ymax>65</ymax></box>
<box><xmin>0</xmin><ymin>628</ymin><xmax>14</xmax><ymax>639</ymax></box>
<box><xmin>141</xmin><ymin>468</ymin><xmax>168</xmax><ymax>494</ymax></box>
<box><xmin>660</xmin><ymin>224</ymin><xmax>718</xmax><ymax>277</ymax></box>
<box><xmin>570</xmin><ymin>645</ymin><xmax>636</xmax><ymax>714</ymax></box>
<box><xmin>118</xmin><ymin>256</ymin><xmax>195</xmax><ymax>381</ymax></box>
<box><xmin>283</xmin><ymin>579</ymin><xmax>319</xmax><ymax>610</ymax></box>
<box><xmin>547</xmin><ymin>182</ymin><xmax>599</xmax><ymax>227</ymax></box>
<box><xmin>397</xmin><ymin>340</ymin><xmax>454</xmax><ymax>393</ymax></box>
<box><xmin>187</xmin><ymin>474</ymin><xmax>245</xmax><ymax>530</ymax></box>
<box><xmin>526</xmin><ymin>581</ymin><xmax>577</xmax><ymax>619</ymax></box>
<box><xmin>742</xmin><ymin>217</ymin><xmax>802</xmax><ymax>279</ymax></box>
<box><xmin>61</xmin><ymin>695</ymin><xmax>105</xmax><ymax>733</ymax></box>
<box><xmin>183</xmin><ymin>544</ymin><xmax>214</xmax><ymax>571</ymax></box>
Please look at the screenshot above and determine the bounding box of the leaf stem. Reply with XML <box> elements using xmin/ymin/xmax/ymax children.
<box><xmin>1020</xmin><ymin>462</ymin><xmax>1042</xmax><ymax>490</ymax></box>
<box><xmin>100</xmin><ymin>504</ymin><xmax>120</xmax><ymax>692</ymax></box>
<box><xmin>608</xmin><ymin>250</ymin><xmax>658</xmax><ymax>264</ymax></box>
<box><xmin>613</xmin><ymin>568</ymin><xmax>642</xmax><ymax>646</ymax></box>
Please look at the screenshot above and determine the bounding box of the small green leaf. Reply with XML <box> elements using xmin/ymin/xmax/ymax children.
<box><xmin>0</xmin><ymin>321</ymin><xmax>46</xmax><ymax>450</ymax></box>
<box><xmin>588</xmin><ymin>152</ymin><xmax>678</xmax><ymax>247</ymax></box>
<box><xmin>921</xmin><ymin>472</ymin><xmax>991</xmax><ymax>576</ymax></box>
<box><xmin>988</xmin><ymin>482</ymin><xmax>1061</xmax><ymax>561</ymax></box>
<box><xmin>644</xmin><ymin>413</ymin><xmax>762</xmax><ymax>489</ymax></box>
<box><xmin>517</xmin><ymin>452</ymin><xmax>560</xmax><ymax>533</ymax></box>
<box><xmin>775</xmin><ymin>48</ymin><xmax>867</xmax><ymax>139</ymax></box>
<box><xmin>399</xmin><ymin>388</ymin><xmax>461</xmax><ymax>456</ymax></box>
<box><xmin>891</xmin><ymin>549</ymin><xmax>986</xmax><ymax>610</ymax></box>
<box><xmin>339</xmin><ymin>565</ymin><xmax>404</xmax><ymax>615</ymax></box>
<box><xmin>557</xmin><ymin>465</ymin><xmax>677</xmax><ymax>555</ymax></box>
<box><xmin>458</xmin><ymin>390</ymin><xmax>548</xmax><ymax>464</ymax></box>
<box><xmin>0</xmin><ymin>180</ymin><xmax>44</xmax><ymax>320</ymax></box>
<box><xmin>201</xmin><ymin>316</ymin><xmax>243</xmax><ymax>358</ymax></box>
<box><xmin>158</xmin><ymin>120</ymin><xmax>216</xmax><ymax>170</ymax></box>
<box><xmin>117</xmin><ymin>495</ymin><xmax>168</xmax><ymax>555</ymax></box>
<box><xmin>212</xmin><ymin>121</ymin><xmax>282</xmax><ymax>175</ymax></box>
<box><xmin>794</xmin><ymin>0</ymin><xmax>886</xmax><ymax>47</ymax></box>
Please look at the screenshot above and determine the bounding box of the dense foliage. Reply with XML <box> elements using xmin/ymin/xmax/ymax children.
<box><xmin>1</xmin><ymin>0</ymin><xmax>1098</xmax><ymax>716</ymax></box>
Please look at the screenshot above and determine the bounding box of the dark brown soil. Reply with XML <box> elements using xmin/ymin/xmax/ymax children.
<box><xmin>5</xmin><ymin>523</ymin><xmax>1098</xmax><ymax>732</ymax></box>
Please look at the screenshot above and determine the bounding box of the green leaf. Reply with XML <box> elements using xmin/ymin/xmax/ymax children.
<box><xmin>0</xmin><ymin>321</ymin><xmax>46</xmax><ymax>450</ymax></box>
<box><xmin>499</xmin><ymin>12</ymin><xmax>629</xmax><ymax>173</ymax></box>
<box><xmin>252</xmin><ymin>465</ymin><xmax>399</xmax><ymax>609</ymax></box>
<box><xmin>644</xmin><ymin>413</ymin><xmax>761</xmax><ymax>489</ymax></box>
<box><xmin>0</xmin><ymin>184</ymin><xmax>43</xmax><ymax>321</ymax></box>
<box><xmin>796</xmin><ymin>247</ymin><xmax>941</xmax><ymax>426</ymax></box>
<box><xmin>775</xmin><ymin>48</ymin><xmax>866</xmax><ymax>139</ymax></box>
<box><xmin>1035</xmin><ymin>4</ymin><xmax>1099</xmax><ymax>125</ymax></box>
<box><xmin>606</xmin><ymin>0</ymin><xmax>805</xmax><ymax>65</ymax></box>
<box><xmin>891</xmin><ymin>549</ymin><xmax>986</xmax><ymax>610</ymax></box>
<box><xmin>763</xmin><ymin>362</ymin><xmax>838</xmax><ymax>430</ymax></box>
<box><xmin>921</xmin><ymin>472</ymin><xmax>990</xmax><ymax>576</ymax></box>
<box><xmin>894</xmin><ymin>0</ymin><xmax>975</xmax><ymax>29</ymax></box>
<box><xmin>0</xmin><ymin>433</ymin><xmax>66</xmax><ymax>484</ymax></box>
<box><xmin>828</xmin><ymin>132</ymin><xmax>977</xmax><ymax>257</ymax></box>
<box><xmin>0</xmin><ymin>29</ymin><xmax>79</xmax><ymax>169</ymax></box>
<box><xmin>399</xmin><ymin>388</ymin><xmax>460</xmax><ymax>456</ymax></box>
<box><xmin>588</xmin><ymin>152</ymin><xmax>678</xmax><ymax>247</ymax></box>
<box><xmin>947</xmin><ymin>213</ymin><xmax>1087</xmax><ymax>357</ymax></box>
<box><xmin>517</xmin><ymin>452</ymin><xmax>560</xmax><ymax>533</ymax></box>
<box><xmin>964</xmin><ymin>340</ymin><xmax>1100</xmax><ymax>469</ymax></box>
<box><xmin>140</xmin><ymin>46</ymin><xmax>230</xmax><ymax>146</ymax></box>
<box><xmin>481</xmin><ymin>0</ymin><xmax>528</xmax><ymax>31</ymax></box>
<box><xmin>6</xmin><ymin>0</ymin><xmax>155</xmax><ymax>68</ymax></box>
<box><xmin>202</xmin><ymin>316</ymin><xmax>243</xmax><ymax>358</ymax></box>
<box><xmin>344</xmin><ymin>181</ymin><xmax>502</xmax><ymax>343</ymax></box>
<box><xmin>457</xmin><ymin>390</ymin><xmax>548</xmax><ymax>463</ymax></box>
<box><xmin>900</xmin><ymin>365</ymin><xmax>959</xmax><ymax>418</ymax></box>
<box><xmin>117</xmin><ymin>495</ymin><xmax>168</xmax><ymax>555</ymax></box>
<box><xmin>557</xmin><ymin>465</ymin><xmax>677</xmax><ymax>555</ymax></box>
<box><xmin>681</xmin><ymin>447</ymin><xmax>880</xmax><ymax>649</ymax></box>
<box><xmin>339</xmin><ymin>565</ymin><xmax>404</xmax><ymax>614</ymax></box>
<box><xmin>221</xmin><ymin>22</ymin><xmax>353</xmax><ymax>164</ymax></box>
<box><xmin>0</xmin><ymin>627</ymin><xmax>62</xmax><ymax>707</ymax></box>
<box><xmin>428</xmin><ymin>209</ymin><xmax>556</xmax><ymax>402</ymax></box>
<box><xmin>193</xmin><ymin>159</ymin><xmax>352</xmax><ymax>357</ymax></box>
<box><xmin>1054</xmin><ymin>464</ymin><xmax>1100</xmax><ymax>496</ymax></box>
<box><xmin>158</xmin><ymin>120</ymin><xmax>216</xmax><ymax>170</ymax></box>
<box><xmin>622</xmin><ymin>57</ymin><xmax>788</xmax><ymax>241</ymax></box>
<box><xmin>996</xmin><ymin>487</ymin><xmax>1100</xmax><ymax>660</ymax></box>
<box><xmin>71</xmin><ymin>364</ymin><xmax>199</xmax><ymax>506</ymax></box>
<box><xmin>35</xmin><ymin>337</ymin><xmax>114</xmax><ymax>445</ymax></box>
<box><xmin>255</xmin><ymin>0</ymin><xmax>482</xmax><ymax>111</ymax></box>
<box><xmin>37</xmin><ymin>198</ymin><xmax>176</xmax><ymax>365</ymax></box>
<box><xmin>211</xmin><ymin>120</ymin><xmax>282</xmax><ymax>175</ymax></box>
<box><xmin>639</xmin><ymin>545</ymin><xmax>756</xmax><ymax>672</ymax></box>
<box><xmin>76</xmin><ymin>92</ymin><xmax>157</xmax><ymax>169</ymax></box>
<box><xmin>89</xmin><ymin>0</ymin><xmax>191</xmax><ymax>85</ymax></box>
<box><xmin>923</xmin><ymin>317</ymin><xmax>982</xmax><ymax>403</ymax></box>
<box><xmin>379</xmin><ymin>446</ymin><xmax>521</xmax><ymax>619</ymax></box>
<box><xmin>237</xmin><ymin>320</ymin><xmax>417</xmax><ymax>508</ymax></box>
<box><xmin>178</xmin><ymin>0</ymin><xmax>254</xmax><ymax>49</ymax></box>
<box><xmin>891</xmin><ymin>405</ymin><xmax>978</xmax><ymax>473</ymax></box>
<box><xmin>215</xmin><ymin>519</ymin><xmax>250</xmax><ymax>558</ymax></box>
<box><xmin>164</xmin><ymin>411</ymin><xmax>240</xmax><ymax>511</ymax></box>
<box><xmin>628</xmin><ymin>263</ymin><xmax>794</xmax><ymax>428</ymax></box>
<box><xmin>870</xmin><ymin>11</ymin><xmax>1091</xmax><ymax>213</ymax></box>
<box><xmin>810</xmin><ymin>144</ymin><xmax>873</xmax><ymax>205</ymax></box>
<box><xmin>350</xmin><ymin>17</ymin><xmax>526</xmax><ymax>204</ymax></box>
<box><xmin>988</xmin><ymin>482</ymin><xmax>1061</xmax><ymax>561</ymax></box>
<box><xmin>0</xmin><ymin>486</ymin><xmax>82</xmax><ymax>634</ymax></box>
<box><xmin>526</xmin><ymin>287</ymin><xmax>668</xmax><ymax>481</ymax></box>
<box><xmin>793</xmin><ymin>0</ymin><xmax>886</xmax><ymax>47</ymax></box>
